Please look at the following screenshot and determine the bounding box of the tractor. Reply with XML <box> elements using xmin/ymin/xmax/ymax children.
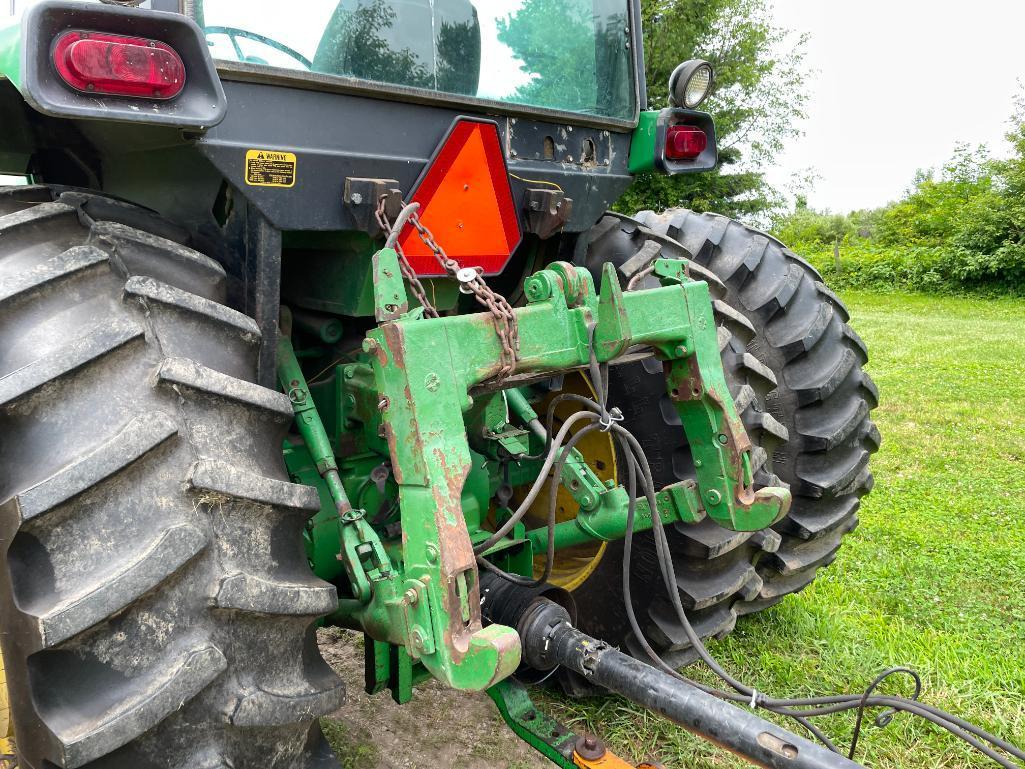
<box><xmin>0</xmin><ymin>2</ymin><xmax>882</xmax><ymax>768</ymax></box>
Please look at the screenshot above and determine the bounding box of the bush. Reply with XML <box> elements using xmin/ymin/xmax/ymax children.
<box><xmin>795</xmin><ymin>241</ymin><xmax>951</xmax><ymax>293</ymax></box>
<box><xmin>771</xmin><ymin>130</ymin><xmax>1025</xmax><ymax>295</ymax></box>
<box><xmin>792</xmin><ymin>239</ymin><xmax>1025</xmax><ymax>296</ymax></box>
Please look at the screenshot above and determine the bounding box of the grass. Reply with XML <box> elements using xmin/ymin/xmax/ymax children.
<box><xmin>540</xmin><ymin>290</ymin><xmax>1025</xmax><ymax>768</ymax></box>
<box><xmin>319</xmin><ymin>720</ymin><xmax>381</xmax><ymax>769</ymax></box>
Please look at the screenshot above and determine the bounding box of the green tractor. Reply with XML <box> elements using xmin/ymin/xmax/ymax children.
<box><xmin>0</xmin><ymin>2</ymin><xmax>880</xmax><ymax>767</ymax></box>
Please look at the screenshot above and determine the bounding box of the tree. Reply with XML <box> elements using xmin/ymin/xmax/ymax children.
<box><xmin>497</xmin><ymin>0</ymin><xmax>632</xmax><ymax>118</ymax></box>
<box><xmin>616</xmin><ymin>0</ymin><xmax>810</xmax><ymax>219</ymax></box>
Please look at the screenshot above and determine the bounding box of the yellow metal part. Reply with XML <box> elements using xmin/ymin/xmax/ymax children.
<box><xmin>519</xmin><ymin>373</ymin><xmax>617</xmax><ymax>591</ymax></box>
<box><xmin>573</xmin><ymin>747</ymin><xmax>664</xmax><ymax>769</ymax></box>
<box><xmin>0</xmin><ymin>646</ymin><xmax>16</xmax><ymax>767</ymax></box>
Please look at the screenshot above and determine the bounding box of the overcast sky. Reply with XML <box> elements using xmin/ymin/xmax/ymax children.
<box><xmin>763</xmin><ymin>0</ymin><xmax>1025</xmax><ymax>213</ymax></box>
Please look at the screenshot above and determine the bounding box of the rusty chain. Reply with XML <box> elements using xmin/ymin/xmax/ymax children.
<box><xmin>375</xmin><ymin>196</ymin><xmax>440</xmax><ymax>320</ymax></box>
<box><xmin>375</xmin><ymin>194</ymin><xmax>521</xmax><ymax>380</ymax></box>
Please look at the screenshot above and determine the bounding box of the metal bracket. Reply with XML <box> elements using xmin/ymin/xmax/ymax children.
<box><xmin>344</xmin><ymin>177</ymin><xmax>402</xmax><ymax>237</ymax></box>
<box><xmin>524</xmin><ymin>188</ymin><xmax>574</xmax><ymax>239</ymax></box>
<box><xmin>371</xmin><ymin>248</ymin><xmax>410</xmax><ymax>322</ymax></box>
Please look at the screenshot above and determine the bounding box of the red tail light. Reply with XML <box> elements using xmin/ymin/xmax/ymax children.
<box><xmin>665</xmin><ymin>125</ymin><xmax>708</xmax><ymax>161</ymax></box>
<box><xmin>53</xmin><ymin>30</ymin><xmax>185</xmax><ymax>100</ymax></box>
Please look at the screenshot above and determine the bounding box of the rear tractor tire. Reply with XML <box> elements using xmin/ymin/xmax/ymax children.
<box><xmin>0</xmin><ymin>186</ymin><xmax>343</xmax><ymax>769</ymax></box>
<box><xmin>567</xmin><ymin>210</ymin><xmax>880</xmax><ymax>668</ymax></box>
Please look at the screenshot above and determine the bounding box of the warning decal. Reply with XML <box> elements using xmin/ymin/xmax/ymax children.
<box><xmin>245</xmin><ymin>149</ymin><xmax>297</xmax><ymax>188</ymax></box>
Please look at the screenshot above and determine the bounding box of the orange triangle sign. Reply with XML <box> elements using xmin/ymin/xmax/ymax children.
<box><xmin>399</xmin><ymin>120</ymin><xmax>521</xmax><ymax>276</ymax></box>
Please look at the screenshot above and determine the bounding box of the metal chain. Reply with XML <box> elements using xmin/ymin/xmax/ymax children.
<box><xmin>375</xmin><ymin>196</ymin><xmax>440</xmax><ymax>319</ymax></box>
<box><xmin>375</xmin><ymin>194</ymin><xmax>521</xmax><ymax>380</ymax></box>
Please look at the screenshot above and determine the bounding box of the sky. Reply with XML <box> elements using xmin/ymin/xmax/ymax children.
<box><xmin>764</xmin><ymin>0</ymin><xmax>1025</xmax><ymax>213</ymax></box>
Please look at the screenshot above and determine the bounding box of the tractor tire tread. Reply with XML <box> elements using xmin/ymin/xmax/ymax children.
<box><xmin>0</xmin><ymin>187</ymin><xmax>340</xmax><ymax>769</ymax></box>
<box><xmin>566</xmin><ymin>210</ymin><xmax>878</xmax><ymax>668</ymax></box>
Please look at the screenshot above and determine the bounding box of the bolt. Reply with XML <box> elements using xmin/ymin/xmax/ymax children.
<box><xmin>604</xmin><ymin>479</ymin><xmax>616</xmax><ymax>489</ymax></box>
<box><xmin>378</xmin><ymin>396</ymin><xmax>390</xmax><ymax>411</ymax></box>
<box><xmin>344</xmin><ymin>366</ymin><xmax>356</xmax><ymax>379</ymax></box>
<box><xmin>717</xmin><ymin>433</ymin><xmax>729</xmax><ymax>445</ymax></box>
<box><xmin>424</xmin><ymin>372</ymin><xmax>440</xmax><ymax>392</ymax></box>
<box><xmin>425</xmin><ymin>544</ymin><xmax>439</xmax><ymax>563</ymax></box>
<box><xmin>706</xmin><ymin>489</ymin><xmax>722</xmax><ymax>505</ymax></box>
<box><xmin>411</xmin><ymin>629</ymin><xmax>425</xmax><ymax>651</ymax></box>
<box><xmin>576</xmin><ymin>735</ymin><xmax>606</xmax><ymax>760</ymax></box>
<box><xmin>350</xmin><ymin>191</ymin><xmax>364</xmax><ymax>205</ymax></box>
<box><xmin>385</xmin><ymin>303</ymin><xmax>398</xmax><ymax>313</ymax></box>
<box><xmin>405</xmin><ymin>588</ymin><xmax>419</xmax><ymax>605</ymax></box>
<box><xmin>675</xmin><ymin>345</ymin><xmax>688</xmax><ymax>357</ymax></box>
<box><xmin>580</xmin><ymin>495</ymin><xmax>592</xmax><ymax>507</ymax></box>
<box><xmin>362</xmin><ymin>338</ymin><xmax>378</xmax><ymax>354</ymax></box>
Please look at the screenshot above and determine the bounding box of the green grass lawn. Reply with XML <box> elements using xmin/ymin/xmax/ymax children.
<box><xmin>542</xmin><ymin>291</ymin><xmax>1025</xmax><ymax>768</ymax></box>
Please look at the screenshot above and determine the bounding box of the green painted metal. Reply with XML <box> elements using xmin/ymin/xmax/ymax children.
<box><xmin>371</xmin><ymin>247</ymin><xmax>409</xmax><ymax>321</ymax></box>
<box><xmin>279</xmin><ymin>245</ymin><xmax>788</xmax><ymax>698</ymax></box>
<box><xmin>277</xmin><ymin>333</ymin><xmax>393</xmax><ymax>603</ymax></box>
<box><xmin>628</xmin><ymin>110</ymin><xmax>660</xmax><ymax>173</ymax></box>
<box><xmin>365</xmin><ymin>639</ymin><xmax>432</xmax><ymax>705</ymax></box>
<box><xmin>524</xmin><ymin>480</ymin><xmax>704</xmax><ymax>552</ymax></box>
<box><xmin>351</xmin><ymin>250</ymin><xmax>785</xmax><ymax>689</ymax></box>
<box><xmin>467</xmin><ymin>391</ymin><xmax>532</xmax><ymax>460</ymax></box>
<box><xmin>283</xmin><ymin>439</ymin><xmax>344</xmax><ymax>580</ymax></box>
<box><xmin>487</xmin><ymin>679</ymin><xmax>578</xmax><ymax>768</ymax></box>
<box><xmin>0</xmin><ymin>16</ymin><xmax>22</xmax><ymax>89</ymax></box>
<box><xmin>282</xmin><ymin>234</ymin><xmax>459</xmax><ymax>317</ymax></box>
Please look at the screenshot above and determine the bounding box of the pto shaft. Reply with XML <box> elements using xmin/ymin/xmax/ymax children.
<box><xmin>488</xmin><ymin>589</ymin><xmax>866</xmax><ymax>769</ymax></box>
<box><xmin>552</xmin><ymin>624</ymin><xmax>861</xmax><ymax>769</ymax></box>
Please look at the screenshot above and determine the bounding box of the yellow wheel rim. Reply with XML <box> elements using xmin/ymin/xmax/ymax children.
<box><xmin>0</xmin><ymin>645</ymin><xmax>15</xmax><ymax>767</ymax></box>
<box><xmin>516</xmin><ymin>373</ymin><xmax>617</xmax><ymax>591</ymax></box>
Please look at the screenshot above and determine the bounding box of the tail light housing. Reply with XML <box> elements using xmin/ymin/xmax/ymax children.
<box><xmin>629</xmin><ymin>108</ymin><xmax>718</xmax><ymax>175</ymax></box>
<box><xmin>53</xmin><ymin>30</ymin><xmax>186</xmax><ymax>99</ymax></box>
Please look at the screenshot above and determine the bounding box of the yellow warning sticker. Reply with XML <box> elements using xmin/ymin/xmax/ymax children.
<box><xmin>245</xmin><ymin>149</ymin><xmax>297</xmax><ymax>188</ymax></box>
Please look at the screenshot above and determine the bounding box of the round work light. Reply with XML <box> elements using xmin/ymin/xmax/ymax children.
<box><xmin>669</xmin><ymin>60</ymin><xmax>715</xmax><ymax>109</ymax></box>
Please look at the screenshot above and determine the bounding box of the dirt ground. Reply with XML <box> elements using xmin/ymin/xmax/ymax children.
<box><xmin>317</xmin><ymin>628</ymin><xmax>550</xmax><ymax>769</ymax></box>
